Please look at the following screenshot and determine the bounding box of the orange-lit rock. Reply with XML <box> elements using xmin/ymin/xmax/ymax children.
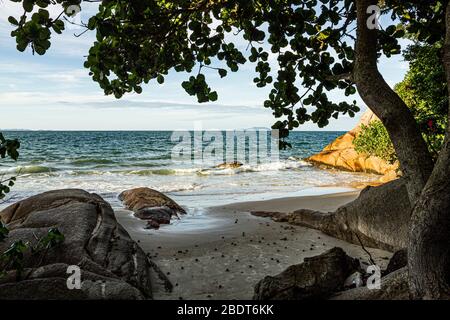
<box><xmin>306</xmin><ymin>110</ymin><xmax>399</xmax><ymax>180</ymax></box>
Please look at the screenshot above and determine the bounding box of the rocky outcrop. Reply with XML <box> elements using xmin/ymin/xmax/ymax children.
<box><xmin>253</xmin><ymin>247</ymin><xmax>360</xmax><ymax>300</ymax></box>
<box><xmin>0</xmin><ymin>189</ymin><xmax>153</xmax><ymax>300</ymax></box>
<box><xmin>252</xmin><ymin>179</ymin><xmax>412</xmax><ymax>252</ymax></box>
<box><xmin>306</xmin><ymin>110</ymin><xmax>399</xmax><ymax>180</ymax></box>
<box><xmin>290</xmin><ymin>179</ymin><xmax>411</xmax><ymax>251</ymax></box>
<box><xmin>119</xmin><ymin>187</ymin><xmax>186</xmax><ymax>229</ymax></box>
<box><xmin>251</xmin><ymin>211</ymin><xmax>289</xmax><ymax>222</ymax></box>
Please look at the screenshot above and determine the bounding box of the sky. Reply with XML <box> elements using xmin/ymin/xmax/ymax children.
<box><xmin>0</xmin><ymin>2</ymin><xmax>409</xmax><ymax>131</ymax></box>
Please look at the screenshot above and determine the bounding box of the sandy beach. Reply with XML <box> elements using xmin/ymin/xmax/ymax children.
<box><xmin>115</xmin><ymin>190</ymin><xmax>392</xmax><ymax>300</ymax></box>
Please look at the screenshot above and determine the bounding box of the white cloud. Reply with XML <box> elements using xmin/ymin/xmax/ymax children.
<box><xmin>37</xmin><ymin>68</ymin><xmax>88</xmax><ymax>84</ymax></box>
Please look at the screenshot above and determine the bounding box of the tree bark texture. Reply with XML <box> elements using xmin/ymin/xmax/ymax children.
<box><xmin>408</xmin><ymin>1</ymin><xmax>450</xmax><ymax>300</ymax></box>
<box><xmin>354</xmin><ymin>0</ymin><xmax>434</xmax><ymax>203</ymax></box>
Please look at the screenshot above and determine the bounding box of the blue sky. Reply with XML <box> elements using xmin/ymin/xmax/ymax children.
<box><xmin>0</xmin><ymin>2</ymin><xmax>409</xmax><ymax>131</ymax></box>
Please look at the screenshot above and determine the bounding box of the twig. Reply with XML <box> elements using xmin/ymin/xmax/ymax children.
<box><xmin>354</xmin><ymin>232</ymin><xmax>376</xmax><ymax>266</ymax></box>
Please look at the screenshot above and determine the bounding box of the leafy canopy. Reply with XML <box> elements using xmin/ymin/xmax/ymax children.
<box><xmin>6</xmin><ymin>1</ymin><xmax>447</xmax><ymax>147</ymax></box>
<box><xmin>395</xmin><ymin>43</ymin><xmax>448</xmax><ymax>157</ymax></box>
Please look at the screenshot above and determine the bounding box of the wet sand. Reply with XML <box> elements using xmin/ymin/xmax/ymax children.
<box><xmin>115</xmin><ymin>191</ymin><xmax>392</xmax><ymax>300</ymax></box>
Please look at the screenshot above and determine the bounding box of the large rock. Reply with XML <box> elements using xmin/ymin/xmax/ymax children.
<box><xmin>119</xmin><ymin>187</ymin><xmax>186</xmax><ymax>229</ymax></box>
<box><xmin>253</xmin><ymin>247</ymin><xmax>360</xmax><ymax>300</ymax></box>
<box><xmin>306</xmin><ymin>110</ymin><xmax>399</xmax><ymax>179</ymax></box>
<box><xmin>288</xmin><ymin>179</ymin><xmax>411</xmax><ymax>251</ymax></box>
<box><xmin>0</xmin><ymin>189</ymin><xmax>153</xmax><ymax>300</ymax></box>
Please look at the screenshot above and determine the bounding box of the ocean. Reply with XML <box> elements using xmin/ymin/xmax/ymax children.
<box><xmin>0</xmin><ymin>131</ymin><xmax>377</xmax><ymax>210</ymax></box>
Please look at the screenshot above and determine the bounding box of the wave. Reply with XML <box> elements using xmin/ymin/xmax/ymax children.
<box><xmin>198</xmin><ymin>159</ymin><xmax>310</xmax><ymax>175</ymax></box>
<box><xmin>69</xmin><ymin>168</ymin><xmax>201</xmax><ymax>176</ymax></box>
<box><xmin>242</xmin><ymin>160</ymin><xmax>311</xmax><ymax>172</ymax></box>
<box><xmin>5</xmin><ymin>159</ymin><xmax>309</xmax><ymax>177</ymax></box>
<box><xmin>67</xmin><ymin>157</ymin><xmax>172</xmax><ymax>169</ymax></box>
<box><xmin>126</xmin><ymin>154</ymin><xmax>172</xmax><ymax>161</ymax></box>
<box><xmin>0</xmin><ymin>165</ymin><xmax>59</xmax><ymax>175</ymax></box>
<box><xmin>125</xmin><ymin>168</ymin><xmax>201</xmax><ymax>176</ymax></box>
<box><xmin>70</xmin><ymin>158</ymin><xmax>116</xmax><ymax>165</ymax></box>
<box><xmin>106</xmin><ymin>162</ymin><xmax>167</xmax><ymax>169</ymax></box>
<box><xmin>68</xmin><ymin>170</ymin><xmax>110</xmax><ymax>176</ymax></box>
<box><xmin>157</xmin><ymin>183</ymin><xmax>203</xmax><ymax>193</ymax></box>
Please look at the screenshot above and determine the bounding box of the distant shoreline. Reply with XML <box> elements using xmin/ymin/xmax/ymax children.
<box><xmin>1</xmin><ymin>129</ymin><xmax>347</xmax><ymax>132</ymax></box>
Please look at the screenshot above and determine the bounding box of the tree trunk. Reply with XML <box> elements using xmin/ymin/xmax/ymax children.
<box><xmin>408</xmin><ymin>132</ymin><xmax>450</xmax><ymax>299</ymax></box>
<box><xmin>407</xmin><ymin>1</ymin><xmax>450</xmax><ymax>300</ymax></box>
<box><xmin>353</xmin><ymin>0</ymin><xmax>434</xmax><ymax>203</ymax></box>
<box><xmin>354</xmin><ymin>0</ymin><xmax>450</xmax><ymax>299</ymax></box>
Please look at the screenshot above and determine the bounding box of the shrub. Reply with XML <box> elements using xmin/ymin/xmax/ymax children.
<box><xmin>395</xmin><ymin>43</ymin><xmax>448</xmax><ymax>158</ymax></box>
<box><xmin>354</xmin><ymin>121</ymin><xmax>397</xmax><ymax>163</ymax></box>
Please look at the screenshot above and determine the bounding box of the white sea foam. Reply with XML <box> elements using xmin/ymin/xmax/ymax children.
<box><xmin>198</xmin><ymin>159</ymin><xmax>310</xmax><ymax>176</ymax></box>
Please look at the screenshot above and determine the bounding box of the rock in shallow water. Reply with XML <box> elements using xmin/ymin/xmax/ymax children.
<box><xmin>119</xmin><ymin>187</ymin><xmax>186</xmax><ymax>229</ymax></box>
<box><xmin>0</xmin><ymin>189</ymin><xmax>153</xmax><ymax>300</ymax></box>
<box><xmin>215</xmin><ymin>161</ymin><xmax>243</xmax><ymax>169</ymax></box>
<box><xmin>136</xmin><ymin>207</ymin><xmax>172</xmax><ymax>223</ymax></box>
<box><xmin>253</xmin><ymin>247</ymin><xmax>360</xmax><ymax>300</ymax></box>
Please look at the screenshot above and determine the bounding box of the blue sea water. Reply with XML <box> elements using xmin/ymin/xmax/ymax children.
<box><xmin>0</xmin><ymin>131</ymin><xmax>377</xmax><ymax>209</ymax></box>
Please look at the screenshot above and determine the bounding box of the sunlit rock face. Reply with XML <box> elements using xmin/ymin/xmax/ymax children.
<box><xmin>307</xmin><ymin>110</ymin><xmax>399</xmax><ymax>181</ymax></box>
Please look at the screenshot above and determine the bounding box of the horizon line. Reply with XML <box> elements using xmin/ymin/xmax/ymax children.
<box><xmin>0</xmin><ymin>129</ymin><xmax>348</xmax><ymax>132</ymax></box>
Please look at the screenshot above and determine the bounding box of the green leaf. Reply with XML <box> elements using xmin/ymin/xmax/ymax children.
<box><xmin>208</xmin><ymin>91</ymin><xmax>218</xmax><ymax>102</ymax></box>
<box><xmin>157</xmin><ymin>75</ymin><xmax>165</xmax><ymax>84</ymax></box>
<box><xmin>386</xmin><ymin>25</ymin><xmax>397</xmax><ymax>35</ymax></box>
<box><xmin>38</xmin><ymin>9</ymin><xmax>49</xmax><ymax>20</ymax></box>
<box><xmin>8</xmin><ymin>16</ymin><xmax>19</xmax><ymax>26</ymax></box>
<box><xmin>218</xmin><ymin>69</ymin><xmax>227</xmax><ymax>78</ymax></box>
<box><xmin>23</xmin><ymin>0</ymin><xmax>34</xmax><ymax>13</ymax></box>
